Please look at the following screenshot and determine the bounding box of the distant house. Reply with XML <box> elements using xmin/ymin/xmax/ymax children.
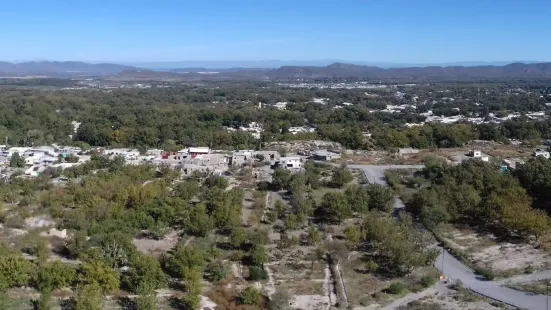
<box><xmin>312</xmin><ymin>150</ymin><xmax>341</xmax><ymax>161</ymax></box>
<box><xmin>276</xmin><ymin>156</ymin><xmax>303</xmax><ymax>169</ymax></box>
<box><xmin>274</xmin><ymin>102</ymin><xmax>288</xmax><ymax>110</ymax></box>
<box><xmin>187</xmin><ymin>147</ymin><xmax>210</xmax><ymax>158</ymax></box>
<box><xmin>533</xmin><ymin>149</ymin><xmax>550</xmax><ymax>159</ymax></box>
<box><xmin>398</xmin><ymin>148</ymin><xmax>420</xmax><ymax>156</ymax></box>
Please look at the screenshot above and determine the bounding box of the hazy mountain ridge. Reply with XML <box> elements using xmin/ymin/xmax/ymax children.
<box><xmin>1</xmin><ymin>60</ymin><xmax>551</xmax><ymax>80</ymax></box>
<box><xmin>0</xmin><ymin>61</ymin><xmax>136</xmax><ymax>76</ymax></box>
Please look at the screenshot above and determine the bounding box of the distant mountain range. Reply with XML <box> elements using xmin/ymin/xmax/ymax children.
<box><xmin>1</xmin><ymin>60</ymin><xmax>551</xmax><ymax>80</ymax></box>
<box><xmin>0</xmin><ymin>61</ymin><xmax>135</xmax><ymax>76</ymax></box>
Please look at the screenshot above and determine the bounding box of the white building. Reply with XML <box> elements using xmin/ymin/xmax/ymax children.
<box><xmin>534</xmin><ymin>149</ymin><xmax>550</xmax><ymax>159</ymax></box>
<box><xmin>106</xmin><ymin>148</ymin><xmax>140</xmax><ymax>159</ymax></box>
<box><xmin>276</xmin><ymin>156</ymin><xmax>303</xmax><ymax>169</ymax></box>
<box><xmin>274</xmin><ymin>102</ymin><xmax>288</xmax><ymax>110</ymax></box>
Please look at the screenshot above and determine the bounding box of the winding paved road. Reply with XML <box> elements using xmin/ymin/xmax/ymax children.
<box><xmin>350</xmin><ymin>164</ymin><xmax>550</xmax><ymax>310</ymax></box>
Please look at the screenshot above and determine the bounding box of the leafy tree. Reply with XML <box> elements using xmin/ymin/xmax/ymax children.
<box><xmin>274</xmin><ymin>199</ymin><xmax>286</xmax><ymax>217</ymax></box>
<box><xmin>344</xmin><ymin>225</ymin><xmax>362</xmax><ymax>249</ymax></box>
<box><xmin>249</xmin><ymin>266</ymin><xmax>268</xmax><ymax>280</ymax></box>
<box><xmin>78</xmin><ymin>260</ymin><xmax>120</xmax><ymax>294</ymax></box>
<box><xmin>0</xmin><ymin>251</ymin><xmax>34</xmax><ymax>291</ymax></box>
<box><xmin>366</xmin><ymin>184</ymin><xmax>394</xmax><ymax>213</ymax></box>
<box><xmin>127</xmin><ymin>255</ymin><xmax>167</xmax><ymax>293</ymax></box>
<box><xmin>135</xmin><ymin>286</ymin><xmax>158</xmax><ymax>310</ymax></box>
<box><xmin>165</xmin><ymin>246</ymin><xmax>206</xmax><ymax>279</ymax></box>
<box><xmin>284</xmin><ymin>213</ymin><xmax>299</xmax><ymax>231</ymax></box>
<box><xmin>65</xmin><ymin>154</ymin><xmax>80</xmax><ymax>163</ymax></box>
<box><xmin>204</xmin><ymin>175</ymin><xmax>228</xmax><ymax>189</ymax></box>
<box><xmin>230</xmin><ymin>227</ymin><xmax>247</xmax><ymax>249</ymax></box>
<box><xmin>206</xmin><ymin>261</ymin><xmax>229</xmax><ymax>282</ymax></box>
<box><xmin>250</xmin><ymin>245</ymin><xmax>269</xmax><ymax>267</ymax></box>
<box><xmin>9</xmin><ymin>152</ymin><xmax>25</xmax><ymax>168</ymax></box>
<box><xmin>240</xmin><ymin>286</ymin><xmax>262</xmax><ymax>305</ymax></box>
<box><xmin>180</xmin><ymin>293</ymin><xmax>200</xmax><ymax>310</ymax></box>
<box><xmin>272</xmin><ymin>169</ymin><xmax>292</xmax><ymax>191</ymax></box>
<box><xmin>307</xmin><ymin>226</ymin><xmax>322</xmax><ymax>246</ymax></box>
<box><xmin>330</xmin><ymin>166</ymin><xmax>353</xmax><ymax>188</ymax></box>
<box><xmin>32</xmin><ymin>290</ymin><xmax>52</xmax><ymax>310</ymax></box>
<box><xmin>345</xmin><ymin>185</ymin><xmax>370</xmax><ymax>215</ymax></box>
<box><xmin>320</xmin><ymin>192</ymin><xmax>351</xmax><ymax>224</ymax></box>
<box><xmin>186</xmin><ymin>203</ymin><xmax>214</xmax><ymax>237</ymax></box>
<box><xmin>35</xmin><ymin>261</ymin><xmax>77</xmax><ymax>292</ymax></box>
<box><xmin>75</xmin><ymin>283</ymin><xmax>103</xmax><ymax>310</ymax></box>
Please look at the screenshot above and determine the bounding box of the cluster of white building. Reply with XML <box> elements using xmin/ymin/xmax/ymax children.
<box><xmin>0</xmin><ymin>145</ymin><xmax>86</xmax><ymax>176</ymax></box>
<box><xmin>224</xmin><ymin>122</ymin><xmax>264</xmax><ymax>139</ymax></box>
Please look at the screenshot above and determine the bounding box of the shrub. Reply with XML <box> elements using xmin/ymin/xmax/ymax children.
<box><xmin>386</xmin><ymin>282</ymin><xmax>408</xmax><ymax>295</ymax></box>
<box><xmin>249</xmin><ymin>266</ymin><xmax>268</xmax><ymax>281</ymax></box>
<box><xmin>240</xmin><ymin>286</ymin><xmax>262</xmax><ymax>305</ymax></box>
<box><xmin>421</xmin><ymin>275</ymin><xmax>437</xmax><ymax>288</ymax></box>
<box><xmin>475</xmin><ymin>266</ymin><xmax>495</xmax><ymax>280</ymax></box>
<box><xmin>364</xmin><ymin>260</ymin><xmax>378</xmax><ymax>273</ymax></box>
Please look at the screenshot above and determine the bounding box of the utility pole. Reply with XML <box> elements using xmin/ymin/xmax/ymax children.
<box><xmin>547</xmin><ymin>280</ymin><xmax>549</xmax><ymax>310</ymax></box>
<box><xmin>442</xmin><ymin>246</ymin><xmax>445</xmax><ymax>274</ymax></box>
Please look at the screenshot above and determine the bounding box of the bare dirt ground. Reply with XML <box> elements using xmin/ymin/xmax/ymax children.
<box><xmin>364</xmin><ymin>282</ymin><xmax>513</xmax><ymax>310</ymax></box>
<box><xmin>133</xmin><ymin>230</ymin><xmax>180</xmax><ymax>256</ymax></box>
<box><xmin>437</xmin><ymin>224</ymin><xmax>551</xmax><ymax>276</ymax></box>
<box><xmin>339</xmin><ymin>141</ymin><xmax>534</xmax><ymax>166</ymax></box>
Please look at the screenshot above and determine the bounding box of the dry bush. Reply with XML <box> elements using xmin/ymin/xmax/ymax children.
<box><xmin>206</xmin><ymin>280</ymin><xmax>267</xmax><ymax>310</ymax></box>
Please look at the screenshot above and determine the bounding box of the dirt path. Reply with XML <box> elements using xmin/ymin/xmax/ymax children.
<box><xmin>380</xmin><ymin>285</ymin><xmax>439</xmax><ymax>309</ymax></box>
<box><xmin>183</xmin><ymin>236</ymin><xmax>195</xmax><ymax>247</ymax></box>
<box><xmin>264</xmin><ymin>265</ymin><xmax>276</xmax><ymax>297</ymax></box>
<box><xmin>323</xmin><ymin>263</ymin><xmax>337</xmax><ymax>308</ymax></box>
<box><xmin>336</xmin><ymin>262</ymin><xmax>349</xmax><ymax>304</ymax></box>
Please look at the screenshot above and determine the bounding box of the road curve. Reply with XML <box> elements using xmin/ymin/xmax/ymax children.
<box><xmin>351</xmin><ymin>164</ymin><xmax>549</xmax><ymax>310</ymax></box>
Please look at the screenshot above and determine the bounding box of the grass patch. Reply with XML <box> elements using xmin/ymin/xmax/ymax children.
<box><xmin>506</xmin><ymin>280</ymin><xmax>551</xmax><ymax>295</ymax></box>
<box><xmin>284</xmin><ymin>281</ymin><xmax>324</xmax><ymax>295</ymax></box>
<box><xmin>310</xmin><ymin>187</ymin><xmax>343</xmax><ymax>205</ymax></box>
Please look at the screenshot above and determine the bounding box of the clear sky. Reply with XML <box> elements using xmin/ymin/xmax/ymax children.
<box><xmin>1</xmin><ymin>0</ymin><xmax>550</xmax><ymax>63</ymax></box>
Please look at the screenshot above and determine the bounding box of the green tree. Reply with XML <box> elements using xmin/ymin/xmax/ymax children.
<box><xmin>78</xmin><ymin>260</ymin><xmax>120</xmax><ymax>294</ymax></box>
<box><xmin>330</xmin><ymin>166</ymin><xmax>353</xmax><ymax>188</ymax></box>
<box><xmin>32</xmin><ymin>290</ymin><xmax>52</xmax><ymax>310</ymax></box>
<box><xmin>230</xmin><ymin>227</ymin><xmax>247</xmax><ymax>249</ymax></box>
<box><xmin>345</xmin><ymin>185</ymin><xmax>370</xmax><ymax>215</ymax></box>
<box><xmin>186</xmin><ymin>204</ymin><xmax>214</xmax><ymax>237</ymax></box>
<box><xmin>275</xmin><ymin>199</ymin><xmax>286</xmax><ymax>217</ymax></box>
<box><xmin>35</xmin><ymin>261</ymin><xmax>77</xmax><ymax>292</ymax></box>
<box><xmin>284</xmin><ymin>213</ymin><xmax>299</xmax><ymax>231</ymax></box>
<box><xmin>165</xmin><ymin>246</ymin><xmax>206</xmax><ymax>279</ymax></box>
<box><xmin>250</xmin><ymin>245</ymin><xmax>269</xmax><ymax>267</ymax></box>
<box><xmin>206</xmin><ymin>261</ymin><xmax>229</xmax><ymax>282</ymax></box>
<box><xmin>272</xmin><ymin>168</ymin><xmax>292</xmax><ymax>190</ymax></box>
<box><xmin>321</xmin><ymin>192</ymin><xmax>351</xmax><ymax>224</ymax></box>
<box><xmin>127</xmin><ymin>255</ymin><xmax>167</xmax><ymax>293</ymax></box>
<box><xmin>135</xmin><ymin>286</ymin><xmax>158</xmax><ymax>310</ymax></box>
<box><xmin>240</xmin><ymin>286</ymin><xmax>262</xmax><ymax>305</ymax></box>
<box><xmin>344</xmin><ymin>225</ymin><xmax>362</xmax><ymax>249</ymax></box>
<box><xmin>75</xmin><ymin>283</ymin><xmax>103</xmax><ymax>310</ymax></box>
<box><xmin>366</xmin><ymin>184</ymin><xmax>395</xmax><ymax>213</ymax></box>
<box><xmin>0</xmin><ymin>251</ymin><xmax>34</xmax><ymax>291</ymax></box>
<box><xmin>9</xmin><ymin>152</ymin><xmax>25</xmax><ymax>168</ymax></box>
<box><xmin>307</xmin><ymin>226</ymin><xmax>322</xmax><ymax>246</ymax></box>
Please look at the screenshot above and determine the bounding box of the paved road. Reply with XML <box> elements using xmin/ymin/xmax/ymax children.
<box><xmin>352</xmin><ymin>164</ymin><xmax>550</xmax><ymax>310</ymax></box>
<box><xmin>349</xmin><ymin>164</ymin><xmax>423</xmax><ymax>210</ymax></box>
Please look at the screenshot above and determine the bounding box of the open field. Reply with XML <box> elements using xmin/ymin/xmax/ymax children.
<box><xmin>436</xmin><ymin>224</ymin><xmax>551</xmax><ymax>277</ymax></box>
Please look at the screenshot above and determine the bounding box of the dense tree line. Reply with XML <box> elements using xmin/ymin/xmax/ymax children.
<box><xmin>407</xmin><ymin>159</ymin><xmax>551</xmax><ymax>239</ymax></box>
<box><xmin>0</xmin><ymin>83</ymin><xmax>549</xmax><ymax>151</ymax></box>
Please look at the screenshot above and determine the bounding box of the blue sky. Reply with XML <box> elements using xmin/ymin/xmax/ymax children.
<box><xmin>1</xmin><ymin>0</ymin><xmax>550</xmax><ymax>63</ymax></box>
